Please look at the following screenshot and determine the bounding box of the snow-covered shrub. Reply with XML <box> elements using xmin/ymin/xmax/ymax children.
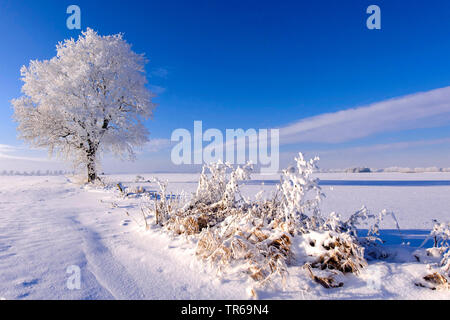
<box><xmin>160</xmin><ymin>162</ymin><xmax>253</xmax><ymax>235</ymax></box>
<box><xmin>296</xmin><ymin>231</ymin><xmax>367</xmax><ymax>274</ymax></box>
<box><xmin>187</xmin><ymin>154</ymin><xmax>326</xmax><ymax>288</ymax></box>
<box><xmin>412</xmin><ymin>221</ymin><xmax>450</xmax><ymax>290</ymax></box>
<box><xmin>277</xmin><ymin>153</ymin><xmax>324</xmax><ymax>233</ymax></box>
<box><xmin>139</xmin><ymin>152</ymin><xmax>401</xmax><ymax>291</ymax></box>
<box><xmin>420</xmin><ymin>221</ymin><xmax>450</xmax><ymax>276</ymax></box>
<box><xmin>322</xmin><ymin>206</ymin><xmax>402</xmax><ymax>260</ymax></box>
<box><xmin>140</xmin><ymin>160</ymin><xmax>293</xmax><ymax>287</ymax></box>
<box><xmin>194</xmin><ymin>161</ymin><xmax>252</xmax><ymax>207</ymax></box>
<box><xmin>324</xmin><ymin>206</ymin><xmax>399</xmax><ymax>239</ymax></box>
<box><xmin>416</xmin><ymin>221</ymin><xmax>449</xmax><ymax>262</ymax></box>
<box><xmin>148</xmin><ymin>177</ymin><xmax>181</xmax><ymax>226</ymax></box>
<box><xmin>441</xmin><ymin>251</ymin><xmax>450</xmax><ymax>275</ymax></box>
<box><xmin>428</xmin><ymin>221</ymin><xmax>450</xmax><ymax>249</ymax></box>
<box><xmin>196</xmin><ymin>213</ymin><xmax>293</xmax><ymax>287</ymax></box>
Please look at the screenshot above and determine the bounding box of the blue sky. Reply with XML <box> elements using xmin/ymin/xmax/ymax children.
<box><xmin>1</xmin><ymin>0</ymin><xmax>450</xmax><ymax>172</ymax></box>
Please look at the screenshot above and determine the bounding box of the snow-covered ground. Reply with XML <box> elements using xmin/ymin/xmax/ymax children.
<box><xmin>0</xmin><ymin>173</ymin><xmax>449</xmax><ymax>300</ymax></box>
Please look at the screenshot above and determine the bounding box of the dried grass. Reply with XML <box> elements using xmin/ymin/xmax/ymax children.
<box><xmin>415</xmin><ymin>272</ymin><xmax>449</xmax><ymax>291</ymax></box>
<box><xmin>304</xmin><ymin>264</ymin><xmax>343</xmax><ymax>289</ymax></box>
<box><xmin>311</xmin><ymin>233</ymin><xmax>367</xmax><ymax>274</ymax></box>
<box><xmin>196</xmin><ymin>221</ymin><xmax>293</xmax><ymax>287</ymax></box>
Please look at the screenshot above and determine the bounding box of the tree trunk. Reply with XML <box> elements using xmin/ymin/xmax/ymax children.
<box><xmin>86</xmin><ymin>141</ymin><xmax>97</xmax><ymax>183</ymax></box>
<box><xmin>87</xmin><ymin>159</ymin><xmax>97</xmax><ymax>183</ymax></box>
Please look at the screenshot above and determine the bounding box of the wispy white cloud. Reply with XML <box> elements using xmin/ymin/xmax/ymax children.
<box><xmin>275</xmin><ymin>137</ymin><xmax>450</xmax><ymax>170</ymax></box>
<box><xmin>143</xmin><ymin>138</ymin><xmax>172</xmax><ymax>152</ymax></box>
<box><xmin>0</xmin><ymin>144</ymin><xmax>54</xmax><ymax>162</ymax></box>
<box><xmin>0</xmin><ymin>153</ymin><xmax>53</xmax><ymax>162</ymax></box>
<box><xmin>310</xmin><ymin>137</ymin><xmax>450</xmax><ymax>155</ymax></box>
<box><xmin>0</xmin><ymin>144</ymin><xmax>19</xmax><ymax>153</ymax></box>
<box><xmin>279</xmin><ymin>86</ymin><xmax>450</xmax><ymax>144</ymax></box>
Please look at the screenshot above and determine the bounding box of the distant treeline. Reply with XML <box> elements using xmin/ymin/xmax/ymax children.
<box><xmin>319</xmin><ymin>167</ymin><xmax>450</xmax><ymax>173</ymax></box>
<box><xmin>0</xmin><ymin>170</ymin><xmax>74</xmax><ymax>176</ymax></box>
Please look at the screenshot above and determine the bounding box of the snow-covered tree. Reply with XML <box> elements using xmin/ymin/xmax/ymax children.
<box><xmin>13</xmin><ymin>29</ymin><xmax>156</xmax><ymax>182</ymax></box>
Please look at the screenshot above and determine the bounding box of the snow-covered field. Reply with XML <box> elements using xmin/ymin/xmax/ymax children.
<box><xmin>0</xmin><ymin>173</ymin><xmax>449</xmax><ymax>300</ymax></box>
